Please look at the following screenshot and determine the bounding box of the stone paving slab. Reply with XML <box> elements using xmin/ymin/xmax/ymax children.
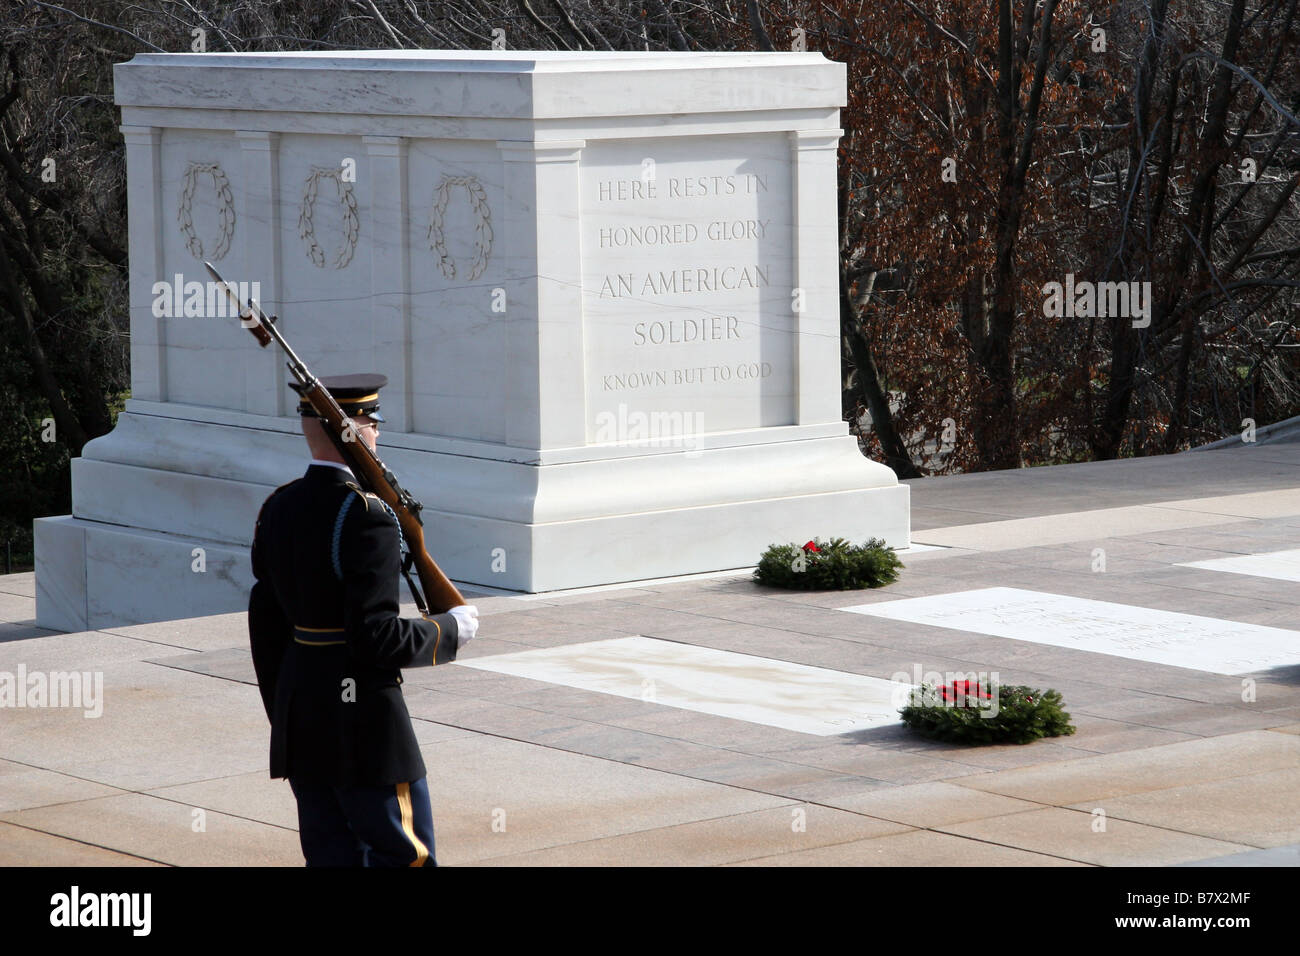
<box><xmin>851</xmin><ymin>735</ymin><xmax>1097</xmax><ymax>773</ymax></box>
<box><xmin>1159</xmin><ymin>489</ymin><xmax>1300</xmax><ymax>519</ymax></box>
<box><xmin>1066</xmin><ymin>767</ymin><xmax>1300</xmax><ymax>848</ymax></box>
<box><xmin>1075</xmin><ymin>698</ymin><xmax>1290</xmax><ymax>736</ymax></box>
<box><xmin>421</xmin><ymin>734</ymin><xmax>792</xmax><ymax>865</ymax></box>
<box><xmin>32</xmin><ymin>747</ymin><xmax>268</xmax><ymax>796</ymax></box>
<box><xmin>0</xmin><ymin>660</ymin><xmax>268</xmax><ymax>791</ymax></box>
<box><xmin>1179</xmin><ymin>844</ymin><xmax>1300</xmax><ymax>866</ymax></box>
<box><xmin>404</xmin><ymin>692</ymin><xmax>594</xmax><ymax>737</ymax></box>
<box><xmin>0</xmin><ymin>760</ymin><xmax>126</xmax><ymax>813</ymax></box>
<box><xmin>146</xmin><ymin>647</ymin><xmax>256</xmax><ymax>683</ymax></box>
<box><xmin>144</xmin><ymin>772</ymin><xmax>303</xmax><ymax>831</ymax></box>
<box><xmin>1049</xmin><ymin>716</ymin><xmax>1200</xmax><ymax>754</ymax></box>
<box><xmin>951</xmin><ymin>731</ymin><xmax>1300</xmax><ymax>804</ymax></box>
<box><xmin>817</xmin><ymin>780</ymin><xmax>1042</xmax><ymax>827</ymax></box>
<box><xmin>0</xmin><ymin>793</ymin><xmax>302</xmax><ymax>866</ymax></box>
<box><xmin>0</xmin><ymin>822</ymin><xmax>164</xmax><ymax>866</ymax></box>
<box><xmin>970</xmin><ymin>545</ymin><xmax>1176</xmax><ymax>575</ymax></box>
<box><xmin>1129</xmin><ymin>566</ymin><xmax>1300</xmax><ymax>605</ymax></box>
<box><xmin>730</xmin><ymin>740</ymin><xmax>983</xmax><ymax>785</ymax></box>
<box><xmin>905</xmin><ymin>446</ymin><xmax>1300</xmax><ymax>522</ymax></box>
<box><xmin>1166</xmin><ymin>517</ymin><xmax>1300</xmax><ymax>542</ymax></box>
<box><xmin>101</xmin><ymin>612</ymin><xmax>257</xmax><ymax>652</ymax></box>
<box><xmin>526</xmin><ymin>723</ymin><xmax>773</xmax><ymax>774</ymax></box>
<box><xmin>0</xmin><ymin>630</ymin><xmax>186</xmax><ymax>670</ymax></box>
<box><xmin>912</xmin><ymin>506</ymin><xmax>1240</xmax><ymax>551</ymax></box>
<box><xmin>1127</xmin><ymin>529</ymin><xmax>1288</xmax><ymax>555</ymax></box>
<box><xmin>0</xmin><ymin>591</ymin><xmax>38</xmax><ymax>622</ymax></box>
<box><xmin>724</xmin><ymin>828</ymin><xmax>1092</xmax><ymax>866</ymax></box>
<box><xmin>472</xmin><ymin>804</ymin><xmax>910</xmax><ymax>867</ymax></box>
<box><xmin>0</xmin><ymin>573</ymin><xmax>36</xmax><ymax>599</ymax></box>
<box><xmin>938</xmin><ymin>806</ymin><xmax>1249</xmax><ymax>866</ymax></box>
<box><xmin>1259</xmin><ymin>703</ymin><xmax>1300</xmax><ymax>722</ymax></box>
<box><xmin>1057</xmin><ymin>536</ymin><xmax>1258</xmax><ymax>563</ymax></box>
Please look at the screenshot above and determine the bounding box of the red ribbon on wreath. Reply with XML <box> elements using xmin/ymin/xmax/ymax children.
<box><xmin>938</xmin><ymin>680</ymin><xmax>993</xmax><ymax>703</ymax></box>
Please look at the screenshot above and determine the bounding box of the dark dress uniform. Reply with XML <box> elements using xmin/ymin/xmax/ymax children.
<box><xmin>248</xmin><ymin>375</ymin><xmax>460</xmax><ymax>867</ymax></box>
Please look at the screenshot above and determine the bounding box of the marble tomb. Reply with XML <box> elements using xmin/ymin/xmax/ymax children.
<box><xmin>35</xmin><ymin>51</ymin><xmax>909</xmax><ymax>629</ymax></box>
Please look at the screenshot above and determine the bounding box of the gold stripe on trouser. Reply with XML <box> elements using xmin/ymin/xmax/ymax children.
<box><xmin>396</xmin><ymin>782</ymin><xmax>430</xmax><ymax>867</ymax></box>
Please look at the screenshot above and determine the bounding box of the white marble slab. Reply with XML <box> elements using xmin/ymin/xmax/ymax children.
<box><xmin>841</xmin><ymin>587</ymin><xmax>1300</xmax><ymax>675</ymax></box>
<box><xmin>1176</xmin><ymin>549</ymin><xmax>1300</xmax><ymax>583</ymax></box>
<box><xmin>456</xmin><ymin>636</ymin><xmax>909</xmax><ymax>735</ymax></box>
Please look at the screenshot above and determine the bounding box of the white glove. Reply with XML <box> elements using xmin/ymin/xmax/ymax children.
<box><xmin>448</xmin><ymin>605</ymin><xmax>479</xmax><ymax>647</ymax></box>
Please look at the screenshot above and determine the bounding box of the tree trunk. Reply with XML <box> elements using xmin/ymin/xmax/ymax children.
<box><xmin>839</xmin><ymin>265</ymin><xmax>922</xmax><ymax>479</ymax></box>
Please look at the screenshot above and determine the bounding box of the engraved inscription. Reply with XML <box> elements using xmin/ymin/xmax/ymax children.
<box><xmin>581</xmin><ymin>137</ymin><xmax>794</xmax><ymax>437</ymax></box>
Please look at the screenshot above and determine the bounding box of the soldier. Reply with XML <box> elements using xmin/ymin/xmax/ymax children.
<box><xmin>248</xmin><ymin>373</ymin><xmax>478</xmax><ymax>867</ymax></box>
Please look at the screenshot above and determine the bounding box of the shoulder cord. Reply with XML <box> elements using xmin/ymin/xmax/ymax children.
<box><xmin>332</xmin><ymin>491</ymin><xmax>428</xmax><ymax>612</ymax></box>
<box><xmin>330</xmin><ymin>494</ymin><xmax>356</xmax><ymax>580</ymax></box>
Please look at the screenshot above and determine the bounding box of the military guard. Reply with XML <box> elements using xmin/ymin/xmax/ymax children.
<box><xmin>248</xmin><ymin>373</ymin><xmax>479</xmax><ymax>867</ymax></box>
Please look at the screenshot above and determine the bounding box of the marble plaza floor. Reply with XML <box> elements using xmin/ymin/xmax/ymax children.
<box><xmin>3</xmin><ymin>441</ymin><xmax>1300</xmax><ymax>866</ymax></box>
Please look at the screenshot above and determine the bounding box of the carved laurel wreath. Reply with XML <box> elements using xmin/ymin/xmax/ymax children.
<box><xmin>428</xmin><ymin>175</ymin><xmax>493</xmax><ymax>280</ymax></box>
<box><xmin>178</xmin><ymin>162</ymin><xmax>235</xmax><ymax>261</ymax></box>
<box><xmin>299</xmin><ymin>166</ymin><xmax>360</xmax><ymax>269</ymax></box>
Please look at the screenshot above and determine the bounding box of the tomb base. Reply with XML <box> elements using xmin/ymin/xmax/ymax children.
<box><xmin>35</xmin><ymin>402</ymin><xmax>907</xmax><ymax>629</ymax></box>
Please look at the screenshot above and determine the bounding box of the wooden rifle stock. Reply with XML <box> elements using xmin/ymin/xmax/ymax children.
<box><xmin>204</xmin><ymin>262</ymin><xmax>464</xmax><ymax>614</ymax></box>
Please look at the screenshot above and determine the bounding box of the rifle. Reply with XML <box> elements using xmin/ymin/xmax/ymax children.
<box><xmin>204</xmin><ymin>261</ymin><xmax>465</xmax><ymax>615</ymax></box>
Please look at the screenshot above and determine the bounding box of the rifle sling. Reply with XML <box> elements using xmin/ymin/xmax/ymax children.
<box><xmin>400</xmin><ymin>549</ymin><xmax>429</xmax><ymax>615</ymax></box>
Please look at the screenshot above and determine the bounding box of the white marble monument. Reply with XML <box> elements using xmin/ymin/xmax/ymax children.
<box><xmin>35</xmin><ymin>51</ymin><xmax>910</xmax><ymax>630</ymax></box>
